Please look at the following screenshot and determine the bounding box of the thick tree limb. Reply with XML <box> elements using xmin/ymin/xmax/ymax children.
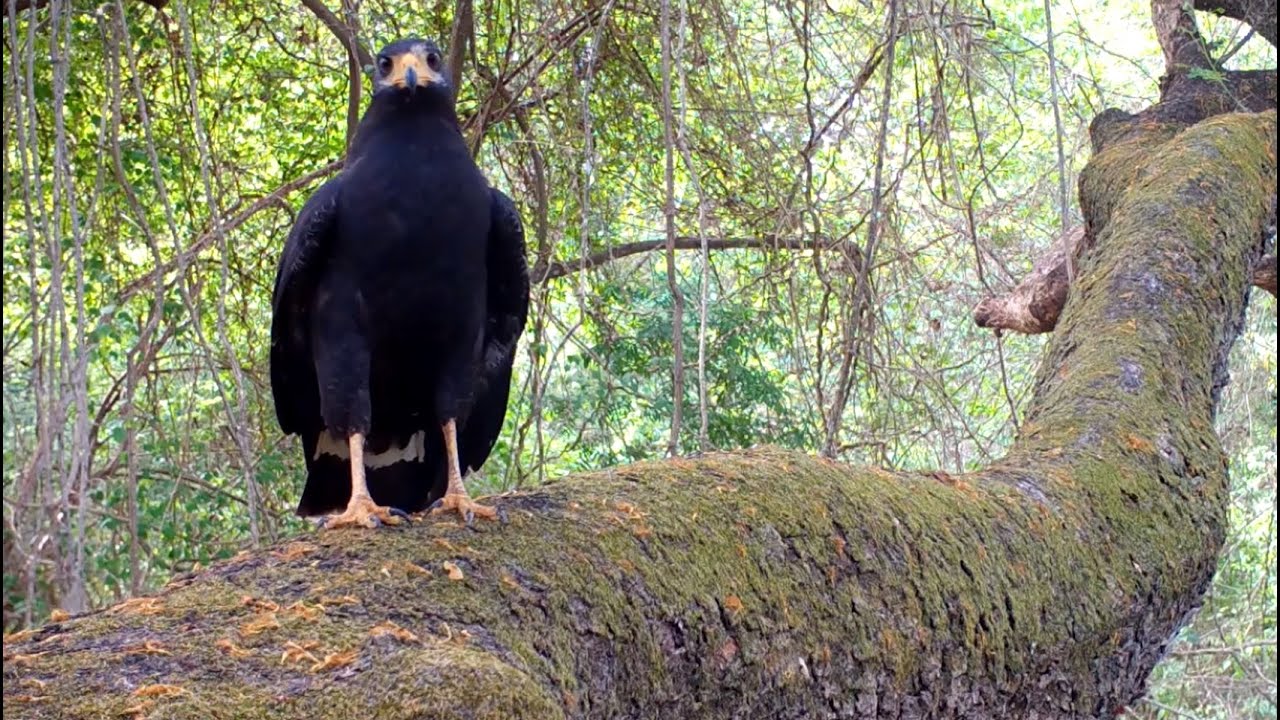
<box><xmin>1153</xmin><ymin>0</ymin><xmax>1215</xmax><ymax>76</ymax></box>
<box><xmin>974</xmin><ymin>233</ymin><xmax>1276</xmax><ymax>335</ymax></box>
<box><xmin>3</xmin><ymin>102</ymin><xmax>1274</xmax><ymax>717</ymax></box>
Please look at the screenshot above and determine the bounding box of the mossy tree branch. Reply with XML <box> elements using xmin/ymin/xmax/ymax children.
<box><xmin>3</xmin><ymin>107</ymin><xmax>1276</xmax><ymax>717</ymax></box>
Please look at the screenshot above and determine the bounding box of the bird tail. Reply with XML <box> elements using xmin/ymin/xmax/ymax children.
<box><xmin>296</xmin><ymin>429</ymin><xmax>445</xmax><ymax>516</ymax></box>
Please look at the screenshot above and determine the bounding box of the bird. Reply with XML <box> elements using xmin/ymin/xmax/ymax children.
<box><xmin>269</xmin><ymin>38</ymin><xmax>529</xmax><ymax>529</ymax></box>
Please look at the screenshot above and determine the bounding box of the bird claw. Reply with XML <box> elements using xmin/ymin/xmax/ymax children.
<box><xmin>430</xmin><ymin>492</ymin><xmax>499</xmax><ymax>524</ymax></box>
<box><xmin>319</xmin><ymin>497</ymin><xmax>410</xmax><ymax>530</ymax></box>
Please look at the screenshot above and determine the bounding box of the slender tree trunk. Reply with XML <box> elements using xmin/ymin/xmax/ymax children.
<box><xmin>660</xmin><ymin>0</ymin><xmax>685</xmax><ymax>457</ymax></box>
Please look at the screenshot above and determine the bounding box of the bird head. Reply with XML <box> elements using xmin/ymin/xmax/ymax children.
<box><xmin>372</xmin><ymin>39</ymin><xmax>450</xmax><ymax>98</ymax></box>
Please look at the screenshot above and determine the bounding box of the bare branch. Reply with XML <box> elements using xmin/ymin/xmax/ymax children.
<box><xmin>1193</xmin><ymin>0</ymin><xmax>1276</xmax><ymax>49</ymax></box>
<box><xmin>118</xmin><ymin>161</ymin><xmax>343</xmax><ymax>303</ymax></box>
<box><xmin>532</xmin><ymin>235</ymin><xmax>860</xmax><ymax>283</ymax></box>
<box><xmin>298</xmin><ymin>0</ymin><xmax>372</xmax><ymax>68</ymax></box>
<box><xmin>445</xmin><ymin>0</ymin><xmax>473</xmax><ymax>92</ymax></box>
<box><xmin>974</xmin><ymin>230</ymin><xmax>1275</xmax><ymax>335</ymax></box>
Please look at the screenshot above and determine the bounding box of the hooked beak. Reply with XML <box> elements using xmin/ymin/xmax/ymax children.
<box><xmin>404</xmin><ymin>66</ymin><xmax>418</xmax><ymax>92</ymax></box>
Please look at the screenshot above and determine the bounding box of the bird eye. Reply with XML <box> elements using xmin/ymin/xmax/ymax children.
<box><xmin>426</xmin><ymin>51</ymin><xmax>441</xmax><ymax>70</ymax></box>
<box><xmin>377</xmin><ymin>55</ymin><xmax>392</xmax><ymax>74</ymax></box>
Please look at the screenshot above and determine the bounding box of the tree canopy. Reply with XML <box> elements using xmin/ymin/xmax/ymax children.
<box><xmin>2</xmin><ymin>0</ymin><xmax>1275</xmax><ymax>715</ymax></box>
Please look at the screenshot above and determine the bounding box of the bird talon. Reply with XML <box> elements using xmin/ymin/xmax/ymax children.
<box><xmin>430</xmin><ymin>492</ymin><xmax>499</xmax><ymax>524</ymax></box>
<box><xmin>320</xmin><ymin>496</ymin><xmax>407</xmax><ymax>530</ymax></box>
<box><xmin>388</xmin><ymin>507</ymin><xmax>412</xmax><ymax>521</ymax></box>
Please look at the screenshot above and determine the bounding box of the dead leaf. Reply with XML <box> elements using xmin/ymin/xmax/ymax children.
<box><xmin>442</xmin><ymin>561</ymin><xmax>464</xmax><ymax>581</ymax></box>
<box><xmin>48</xmin><ymin>609</ymin><xmax>70</xmax><ymax>622</ymax></box>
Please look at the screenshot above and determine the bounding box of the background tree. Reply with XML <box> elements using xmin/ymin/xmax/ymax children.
<box><xmin>2</xmin><ymin>0</ymin><xmax>1275</xmax><ymax>715</ymax></box>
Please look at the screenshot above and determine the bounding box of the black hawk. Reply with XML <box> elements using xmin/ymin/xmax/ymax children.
<box><xmin>270</xmin><ymin>39</ymin><xmax>529</xmax><ymax>528</ymax></box>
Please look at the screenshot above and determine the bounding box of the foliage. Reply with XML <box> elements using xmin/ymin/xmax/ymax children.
<box><xmin>1</xmin><ymin>0</ymin><xmax>1274</xmax><ymax>714</ymax></box>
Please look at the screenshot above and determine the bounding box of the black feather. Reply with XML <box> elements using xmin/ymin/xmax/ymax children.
<box><xmin>269</xmin><ymin>40</ymin><xmax>529</xmax><ymax>516</ymax></box>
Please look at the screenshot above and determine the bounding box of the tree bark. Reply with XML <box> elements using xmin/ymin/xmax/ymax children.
<box><xmin>3</xmin><ymin>103</ymin><xmax>1275</xmax><ymax>717</ymax></box>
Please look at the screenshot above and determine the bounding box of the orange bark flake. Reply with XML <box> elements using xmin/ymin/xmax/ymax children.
<box><xmin>283</xmin><ymin>601</ymin><xmax>325</xmax><ymax>621</ymax></box>
<box><xmin>48</xmin><ymin>609</ymin><xmax>70</xmax><ymax>622</ymax></box>
<box><xmin>119</xmin><ymin>700</ymin><xmax>155</xmax><ymax>719</ymax></box>
<box><xmin>6</xmin><ymin>652</ymin><xmax>48</xmax><ymax>667</ymax></box>
<box><xmin>714</xmin><ymin>637</ymin><xmax>739</xmax><ymax>666</ymax></box>
<box><xmin>271</xmin><ymin>542</ymin><xmax>319</xmax><ymax>560</ymax></box>
<box><xmin>215</xmin><ymin>638</ymin><xmax>252</xmax><ymax>658</ymax></box>
<box><xmin>722</xmin><ymin>595</ymin><xmax>744</xmax><ymax>615</ymax></box>
<box><xmin>131</xmin><ymin>684</ymin><xmax>186</xmax><ymax>699</ymax></box>
<box><xmin>107</xmin><ymin>597</ymin><xmax>164</xmax><ymax>616</ymax></box>
<box><xmin>240</xmin><ymin>596</ymin><xmax>280</xmax><ymax>613</ymax></box>
<box><xmin>310</xmin><ymin>649</ymin><xmax>358</xmax><ymax>673</ymax></box>
<box><xmin>369</xmin><ymin>620</ymin><xmax>421</xmax><ymax>644</ymax></box>
<box><xmin>123</xmin><ymin>640</ymin><xmax>172</xmax><ymax>656</ymax></box>
<box><xmin>3</xmin><ymin>628</ymin><xmax>38</xmax><ymax>643</ymax></box>
<box><xmin>1126</xmin><ymin>434</ymin><xmax>1155</xmax><ymax>453</ymax></box>
<box><xmin>239</xmin><ymin>612</ymin><xmax>280</xmax><ymax>637</ymax></box>
<box><xmin>281</xmin><ymin>640</ymin><xmax>321</xmax><ymax>667</ymax></box>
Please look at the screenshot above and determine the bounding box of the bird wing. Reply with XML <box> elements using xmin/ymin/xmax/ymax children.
<box><xmin>270</xmin><ymin>174</ymin><xmax>344</xmax><ymax>435</ymax></box>
<box><xmin>460</xmin><ymin>187</ymin><xmax>530</xmax><ymax>472</ymax></box>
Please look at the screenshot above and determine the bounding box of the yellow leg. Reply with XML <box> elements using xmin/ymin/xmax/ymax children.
<box><xmin>430</xmin><ymin>419</ymin><xmax>497</xmax><ymax>522</ymax></box>
<box><xmin>321</xmin><ymin>433</ymin><xmax>409</xmax><ymax>530</ymax></box>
